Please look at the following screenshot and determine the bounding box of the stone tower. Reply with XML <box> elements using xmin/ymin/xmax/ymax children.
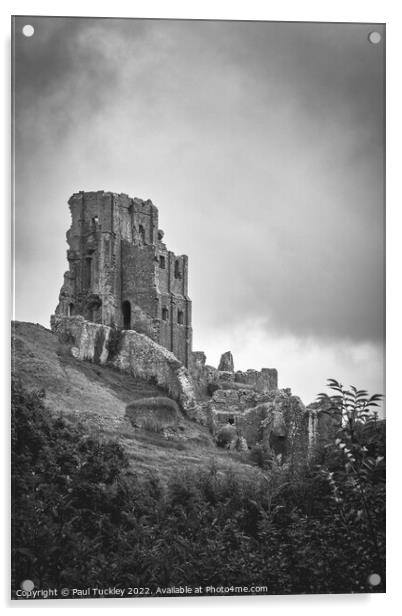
<box><xmin>53</xmin><ymin>191</ymin><xmax>192</xmax><ymax>366</ymax></box>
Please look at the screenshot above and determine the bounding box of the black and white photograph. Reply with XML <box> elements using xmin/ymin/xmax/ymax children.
<box><xmin>11</xmin><ymin>14</ymin><xmax>385</xmax><ymax>600</ymax></box>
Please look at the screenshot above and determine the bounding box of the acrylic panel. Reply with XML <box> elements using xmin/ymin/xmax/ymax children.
<box><xmin>11</xmin><ymin>16</ymin><xmax>385</xmax><ymax>600</ymax></box>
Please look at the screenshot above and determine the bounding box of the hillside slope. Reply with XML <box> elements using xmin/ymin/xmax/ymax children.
<box><xmin>11</xmin><ymin>321</ymin><xmax>262</xmax><ymax>483</ymax></box>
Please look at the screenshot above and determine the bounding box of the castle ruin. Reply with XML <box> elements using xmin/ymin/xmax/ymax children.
<box><xmin>51</xmin><ymin>190</ymin><xmax>318</xmax><ymax>459</ymax></box>
<box><xmin>53</xmin><ymin>191</ymin><xmax>192</xmax><ymax>366</ymax></box>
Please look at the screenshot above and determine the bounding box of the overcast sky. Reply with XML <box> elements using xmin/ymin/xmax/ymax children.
<box><xmin>13</xmin><ymin>17</ymin><xmax>385</xmax><ymax>404</ymax></box>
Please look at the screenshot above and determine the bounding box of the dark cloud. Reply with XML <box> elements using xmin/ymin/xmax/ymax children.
<box><xmin>13</xmin><ymin>17</ymin><xmax>385</xmax><ymax>398</ymax></box>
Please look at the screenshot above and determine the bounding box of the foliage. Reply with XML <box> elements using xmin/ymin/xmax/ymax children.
<box><xmin>11</xmin><ymin>378</ymin><xmax>385</xmax><ymax>597</ymax></box>
<box><xmin>139</xmin><ymin>417</ymin><xmax>164</xmax><ymax>433</ymax></box>
<box><xmin>126</xmin><ymin>396</ymin><xmax>179</xmax><ymax>413</ymax></box>
<box><xmin>313</xmin><ymin>379</ymin><xmax>385</xmax><ymax>588</ymax></box>
<box><xmin>248</xmin><ymin>443</ymin><xmax>272</xmax><ymax>469</ymax></box>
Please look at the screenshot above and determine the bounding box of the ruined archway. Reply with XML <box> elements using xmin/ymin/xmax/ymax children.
<box><xmin>122</xmin><ymin>300</ymin><xmax>131</xmax><ymax>330</ymax></box>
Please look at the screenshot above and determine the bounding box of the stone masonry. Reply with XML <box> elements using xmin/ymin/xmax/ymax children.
<box><xmin>51</xmin><ymin>190</ymin><xmax>314</xmax><ymax>460</ymax></box>
<box><xmin>53</xmin><ymin>191</ymin><xmax>192</xmax><ymax>366</ymax></box>
<box><xmin>51</xmin><ymin>315</ymin><xmax>201</xmax><ymax>421</ymax></box>
<box><xmin>190</xmin><ymin>350</ymin><xmax>278</xmax><ymax>398</ymax></box>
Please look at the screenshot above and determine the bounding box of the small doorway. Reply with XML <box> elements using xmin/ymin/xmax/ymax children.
<box><xmin>122</xmin><ymin>300</ymin><xmax>131</xmax><ymax>330</ymax></box>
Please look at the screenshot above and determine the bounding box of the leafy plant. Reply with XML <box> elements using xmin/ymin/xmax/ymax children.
<box><xmin>11</xmin><ymin>378</ymin><xmax>385</xmax><ymax>597</ymax></box>
<box><xmin>315</xmin><ymin>379</ymin><xmax>385</xmax><ymax>589</ymax></box>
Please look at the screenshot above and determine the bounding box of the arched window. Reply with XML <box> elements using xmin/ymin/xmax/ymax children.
<box><xmin>139</xmin><ymin>224</ymin><xmax>146</xmax><ymax>244</ymax></box>
<box><xmin>177</xmin><ymin>310</ymin><xmax>184</xmax><ymax>325</ymax></box>
<box><xmin>162</xmin><ymin>307</ymin><xmax>169</xmax><ymax>321</ymax></box>
<box><xmin>159</xmin><ymin>255</ymin><xmax>166</xmax><ymax>269</ymax></box>
<box><xmin>68</xmin><ymin>303</ymin><xmax>74</xmax><ymax>317</ymax></box>
<box><xmin>122</xmin><ymin>300</ymin><xmax>131</xmax><ymax>330</ymax></box>
<box><xmin>174</xmin><ymin>260</ymin><xmax>181</xmax><ymax>279</ymax></box>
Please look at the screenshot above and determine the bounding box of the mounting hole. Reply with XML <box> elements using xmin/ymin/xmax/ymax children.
<box><xmin>368</xmin><ymin>31</ymin><xmax>381</xmax><ymax>44</ymax></box>
<box><xmin>22</xmin><ymin>24</ymin><xmax>35</xmax><ymax>37</ymax></box>
<box><xmin>21</xmin><ymin>579</ymin><xmax>35</xmax><ymax>591</ymax></box>
<box><xmin>368</xmin><ymin>573</ymin><xmax>381</xmax><ymax>586</ymax></box>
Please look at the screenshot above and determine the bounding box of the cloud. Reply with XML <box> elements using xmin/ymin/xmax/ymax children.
<box><xmin>13</xmin><ymin>17</ymin><xmax>385</xmax><ymax>401</ymax></box>
<box><xmin>196</xmin><ymin>320</ymin><xmax>385</xmax><ymax>405</ymax></box>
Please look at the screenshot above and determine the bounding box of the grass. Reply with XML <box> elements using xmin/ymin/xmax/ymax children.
<box><xmin>126</xmin><ymin>396</ymin><xmax>179</xmax><ymax>412</ymax></box>
<box><xmin>12</xmin><ymin>320</ymin><xmax>265</xmax><ymax>485</ymax></box>
<box><xmin>125</xmin><ymin>396</ymin><xmax>180</xmax><ymax>430</ymax></box>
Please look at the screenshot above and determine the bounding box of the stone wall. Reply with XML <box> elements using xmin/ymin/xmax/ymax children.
<box><xmin>235</xmin><ymin>368</ymin><xmax>278</xmax><ymax>393</ymax></box>
<box><xmin>53</xmin><ymin>191</ymin><xmax>192</xmax><ymax>366</ymax></box>
<box><xmin>51</xmin><ymin>315</ymin><xmax>202</xmax><ymax>422</ymax></box>
<box><xmin>306</xmin><ymin>400</ymin><xmax>342</xmax><ymax>451</ymax></box>
<box><xmin>189</xmin><ymin>350</ymin><xmax>278</xmax><ymax>397</ymax></box>
<box><xmin>214</xmin><ymin>389</ymin><xmax>309</xmax><ymax>461</ymax></box>
<box><xmin>189</xmin><ymin>351</ymin><xmax>218</xmax><ymax>399</ymax></box>
<box><xmin>208</xmin><ymin>387</ymin><xmax>330</xmax><ymax>462</ymax></box>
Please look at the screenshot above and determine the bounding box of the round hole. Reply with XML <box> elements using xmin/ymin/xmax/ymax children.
<box><xmin>368</xmin><ymin>573</ymin><xmax>381</xmax><ymax>586</ymax></box>
<box><xmin>368</xmin><ymin>31</ymin><xmax>381</xmax><ymax>44</ymax></box>
<box><xmin>22</xmin><ymin>24</ymin><xmax>35</xmax><ymax>37</ymax></box>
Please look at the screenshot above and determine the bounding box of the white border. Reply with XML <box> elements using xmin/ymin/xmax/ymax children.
<box><xmin>2</xmin><ymin>1</ymin><xmax>401</xmax><ymax>614</ymax></box>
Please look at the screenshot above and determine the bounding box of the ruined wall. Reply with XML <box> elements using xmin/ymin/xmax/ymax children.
<box><xmin>189</xmin><ymin>350</ymin><xmax>278</xmax><ymax>397</ymax></box>
<box><xmin>51</xmin><ymin>315</ymin><xmax>201</xmax><ymax>421</ymax></box>
<box><xmin>210</xmin><ymin>388</ymin><xmax>309</xmax><ymax>462</ymax></box>
<box><xmin>187</xmin><ymin>349</ymin><xmax>310</xmax><ymax>461</ymax></box>
<box><xmin>235</xmin><ymin>368</ymin><xmax>278</xmax><ymax>392</ymax></box>
<box><xmin>306</xmin><ymin>400</ymin><xmax>342</xmax><ymax>451</ymax></box>
<box><xmin>121</xmin><ymin>242</ymin><xmax>159</xmax><ymax>319</ymax></box>
<box><xmin>53</xmin><ymin>191</ymin><xmax>192</xmax><ymax>366</ymax></box>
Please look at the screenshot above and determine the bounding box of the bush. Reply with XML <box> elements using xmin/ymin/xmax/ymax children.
<box><xmin>11</xmin><ymin>378</ymin><xmax>385</xmax><ymax>596</ymax></box>
<box><xmin>215</xmin><ymin>423</ymin><xmax>237</xmax><ymax>448</ymax></box>
<box><xmin>249</xmin><ymin>443</ymin><xmax>271</xmax><ymax>468</ymax></box>
<box><xmin>140</xmin><ymin>417</ymin><xmax>164</xmax><ymax>433</ymax></box>
<box><xmin>125</xmin><ymin>396</ymin><xmax>180</xmax><ymax>430</ymax></box>
<box><xmin>126</xmin><ymin>396</ymin><xmax>179</xmax><ymax>412</ymax></box>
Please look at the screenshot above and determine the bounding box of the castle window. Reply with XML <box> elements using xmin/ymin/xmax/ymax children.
<box><xmin>174</xmin><ymin>260</ymin><xmax>181</xmax><ymax>279</ymax></box>
<box><xmin>122</xmin><ymin>300</ymin><xmax>131</xmax><ymax>330</ymax></box>
<box><xmin>159</xmin><ymin>255</ymin><xmax>166</xmax><ymax>269</ymax></box>
<box><xmin>162</xmin><ymin>307</ymin><xmax>169</xmax><ymax>321</ymax></box>
<box><xmin>177</xmin><ymin>310</ymin><xmax>184</xmax><ymax>325</ymax></box>
<box><xmin>68</xmin><ymin>303</ymin><xmax>74</xmax><ymax>317</ymax></box>
<box><xmin>92</xmin><ymin>216</ymin><xmax>99</xmax><ymax>225</ymax></box>
<box><xmin>139</xmin><ymin>224</ymin><xmax>146</xmax><ymax>244</ymax></box>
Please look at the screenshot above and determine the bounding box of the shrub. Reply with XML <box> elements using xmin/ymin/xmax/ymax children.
<box><xmin>313</xmin><ymin>379</ymin><xmax>385</xmax><ymax>588</ymax></box>
<box><xmin>215</xmin><ymin>423</ymin><xmax>237</xmax><ymax>448</ymax></box>
<box><xmin>126</xmin><ymin>396</ymin><xmax>179</xmax><ymax>412</ymax></box>
<box><xmin>11</xmin><ymin>378</ymin><xmax>385</xmax><ymax>596</ymax></box>
<box><xmin>140</xmin><ymin>416</ymin><xmax>164</xmax><ymax>433</ymax></box>
<box><xmin>125</xmin><ymin>396</ymin><xmax>179</xmax><ymax>429</ymax></box>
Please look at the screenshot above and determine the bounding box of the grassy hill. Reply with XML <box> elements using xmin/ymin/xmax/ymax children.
<box><xmin>11</xmin><ymin>322</ymin><xmax>385</xmax><ymax>596</ymax></box>
<box><xmin>11</xmin><ymin>321</ymin><xmax>262</xmax><ymax>483</ymax></box>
